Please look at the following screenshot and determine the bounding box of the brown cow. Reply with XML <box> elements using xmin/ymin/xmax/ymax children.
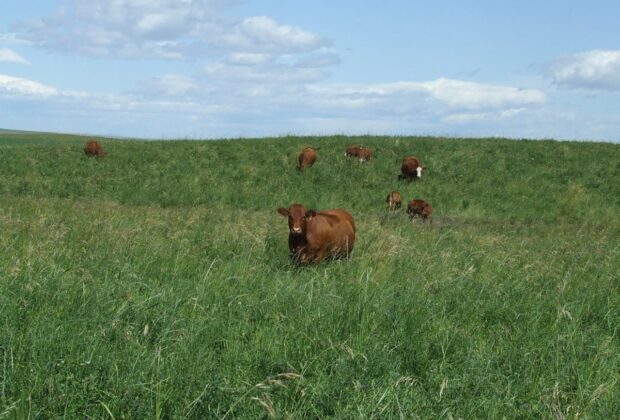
<box><xmin>400</xmin><ymin>156</ymin><xmax>425</xmax><ymax>180</ymax></box>
<box><xmin>345</xmin><ymin>145</ymin><xmax>360</xmax><ymax>157</ymax></box>
<box><xmin>407</xmin><ymin>199</ymin><xmax>433</xmax><ymax>223</ymax></box>
<box><xmin>357</xmin><ymin>147</ymin><xmax>372</xmax><ymax>162</ymax></box>
<box><xmin>386</xmin><ymin>191</ymin><xmax>402</xmax><ymax>210</ymax></box>
<box><xmin>297</xmin><ymin>147</ymin><xmax>317</xmax><ymax>171</ymax></box>
<box><xmin>277</xmin><ymin>204</ymin><xmax>356</xmax><ymax>264</ymax></box>
<box><xmin>84</xmin><ymin>140</ymin><xmax>106</xmax><ymax>157</ymax></box>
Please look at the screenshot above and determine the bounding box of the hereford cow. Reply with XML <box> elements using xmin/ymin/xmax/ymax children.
<box><xmin>345</xmin><ymin>145</ymin><xmax>360</xmax><ymax>157</ymax></box>
<box><xmin>357</xmin><ymin>147</ymin><xmax>372</xmax><ymax>162</ymax></box>
<box><xmin>407</xmin><ymin>199</ymin><xmax>433</xmax><ymax>223</ymax></box>
<box><xmin>297</xmin><ymin>147</ymin><xmax>317</xmax><ymax>171</ymax></box>
<box><xmin>277</xmin><ymin>204</ymin><xmax>356</xmax><ymax>264</ymax></box>
<box><xmin>386</xmin><ymin>191</ymin><xmax>402</xmax><ymax>210</ymax></box>
<box><xmin>400</xmin><ymin>156</ymin><xmax>425</xmax><ymax>180</ymax></box>
<box><xmin>84</xmin><ymin>140</ymin><xmax>106</xmax><ymax>158</ymax></box>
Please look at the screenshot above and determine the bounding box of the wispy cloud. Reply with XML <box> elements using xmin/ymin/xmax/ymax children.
<box><xmin>549</xmin><ymin>49</ymin><xmax>620</xmax><ymax>91</ymax></box>
<box><xmin>0</xmin><ymin>74</ymin><xmax>57</xmax><ymax>97</ymax></box>
<box><xmin>11</xmin><ymin>0</ymin><xmax>330</xmax><ymax>60</ymax></box>
<box><xmin>0</xmin><ymin>48</ymin><xmax>29</xmax><ymax>64</ymax></box>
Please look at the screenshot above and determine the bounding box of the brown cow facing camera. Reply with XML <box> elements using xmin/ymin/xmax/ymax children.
<box><xmin>400</xmin><ymin>156</ymin><xmax>425</xmax><ymax>180</ymax></box>
<box><xmin>386</xmin><ymin>191</ymin><xmax>402</xmax><ymax>210</ymax></box>
<box><xmin>297</xmin><ymin>147</ymin><xmax>317</xmax><ymax>171</ymax></box>
<box><xmin>277</xmin><ymin>204</ymin><xmax>356</xmax><ymax>264</ymax></box>
<box><xmin>84</xmin><ymin>140</ymin><xmax>106</xmax><ymax>158</ymax></box>
<box><xmin>407</xmin><ymin>199</ymin><xmax>433</xmax><ymax>223</ymax></box>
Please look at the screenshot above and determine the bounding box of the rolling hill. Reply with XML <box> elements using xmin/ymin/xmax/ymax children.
<box><xmin>1</xmin><ymin>132</ymin><xmax>618</xmax><ymax>418</ymax></box>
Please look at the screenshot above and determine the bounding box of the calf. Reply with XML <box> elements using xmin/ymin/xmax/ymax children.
<box><xmin>277</xmin><ymin>204</ymin><xmax>356</xmax><ymax>264</ymax></box>
<box><xmin>84</xmin><ymin>140</ymin><xmax>106</xmax><ymax>157</ymax></box>
<box><xmin>386</xmin><ymin>191</ymin><xmax>402</xmax><ymax>210</ymax></box>
<box><xmin>407</xmin><ymin>199</ymin><xmax>433</xmax><ymax>223</ymax></box>
<box><xmin>297</xmin><ymin>147</ymin><xmax>317</xmax><ymax>171</ymax></box>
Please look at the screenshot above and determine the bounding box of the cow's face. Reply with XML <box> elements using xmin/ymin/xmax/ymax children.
<box><xmin>277</xmin><ymin>204</ymin><xmax>309</xmax><ymax>235</ymax></box>
<box><xmin>416</xmin><ymin>166</ymin><xmax>423</xmax><ymax>178</ymax></box>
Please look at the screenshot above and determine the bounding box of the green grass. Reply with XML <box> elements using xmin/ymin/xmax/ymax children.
<box><xmin>1</xmin><ymin>132</ymin><xmax>619</xmax><ymax>418</ymax></box>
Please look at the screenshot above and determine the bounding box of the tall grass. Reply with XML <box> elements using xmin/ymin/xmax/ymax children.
<box><xmin>0</xmin><ymin>133</ymin><xmax>619</xmax><ymax>417</ymax></box>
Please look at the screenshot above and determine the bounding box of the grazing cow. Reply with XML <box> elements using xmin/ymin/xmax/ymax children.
<box><xmin>345</xmin><ymin>145</ymin><xmax>361</xmax><ymax>157</ymax></box>
<box><xmin>400</xmin><ymin>156</ymin><xmax>425</xmax><ymax>180</ymax></box>
<box><xmin>386</xmin><ymin>191</ymin><xmax>402</xmax><ymax>210</ymax></box>
<box><xmin>407</xmin><ymin>199</ymin><xmax>433</xmax><ymax>223</ymax></box>
<box><xmin>277</xmin><ymin>204</ymin><xmax>356</xmax><ymax>264</ymax></box>
<box><xmin>357</xmin><ymin>147</ymin><xmax>372</xmax><ymax>162</ymax></box>
<box><xmin>84</xmin><ymin>140</ymin><xmax>106</xmax><ymax>158</ymax></box>
<box><xmin>297</xmin><ymin>147</ymin><xmax>317</xmax><ymax>171</ymax></box>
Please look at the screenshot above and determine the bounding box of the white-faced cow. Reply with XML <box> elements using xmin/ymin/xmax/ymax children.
<box><xmin>400</xmin><ymin>156</ymin><xmax>425</xmax><ymax>180</ymax></box>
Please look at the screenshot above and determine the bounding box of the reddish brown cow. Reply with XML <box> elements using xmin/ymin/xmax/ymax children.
<box><xmin>400</xmin><ymin>156</ymin><xmax>425</xmax><ymax>180</ymax></box>
<box><xmin>407</xmin><ymin>199</ymin><xmax>433</xmax><ymax>223</ymax></box>
<box><xmin>277</xmin><ymin>204</ymin><xmax>356</xmax><ymax>264</ymax></box>
<box><xmin>345</xmin><ymin>145</ymin><xmax>360</xmax><ymax>157</ymax></box>
<box><xmin>297</xmin><ymin>147</ymin><xmax>317</xmax><ymax>171</ymax></box>
<box><xmin>357</xmin><ymin>147</ymin><xmax>372</xmax><ymax>162</ymax></box>
<box><xmin>84</xmin><ymin>140</ymin><xmax>106</xmax><ymax>157</ymax></box>
<box><xmin>386</xmin><ymin>191</ymin><xmax>402</xmax><ymax>210</ymax></box>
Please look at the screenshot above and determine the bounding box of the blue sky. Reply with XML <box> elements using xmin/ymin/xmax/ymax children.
<box><xmin>1</xmin><ymin>1</ymin><xmax>619</xmax><ymax>141</ymax></box>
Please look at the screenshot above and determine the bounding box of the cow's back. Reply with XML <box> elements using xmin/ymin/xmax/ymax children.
<box><xmin>298</xmin><ymin>148</ymin><xmax>317</xmax><ymax>171</ymax></box>
<box><xmin>306</xmin><ymin>209</ymin><xmax>356</xmax><ymax>259</ymax></box>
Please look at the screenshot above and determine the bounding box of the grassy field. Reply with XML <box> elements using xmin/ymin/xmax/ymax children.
<box><xmin>0</xmin><ymin>133</ymin><xmax>619</xmax><ymax>418</ymax></box>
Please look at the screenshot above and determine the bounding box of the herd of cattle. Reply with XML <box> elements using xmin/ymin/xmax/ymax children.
<box><xmin>83</xmin><ymin>140</ymin><xmax>432</xmax><ymax>265</ymax></box>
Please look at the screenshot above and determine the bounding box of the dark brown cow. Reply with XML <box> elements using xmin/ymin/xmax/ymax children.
<box><xmin>400</xmin><ymin>156</ymin><xmax>425</xmax><ymax>180</ymax></box>
<box><xmin>386</xmin><ymin>191</ymin><xmax>402</xmax><ymax>210</ymax></box>
<box><xmin>345</xmin><ymin>145</ymin><xmax>360</xmax><ymax>157</ymax></box>
<box><xmin>297</xmin><ymin>147</ymin><xmax>317</xmax><ymax>171</ymax></box>
<box><xmin>277</xmin><ymin>204</ymin><xmax>356</xmax><ymax>264</ymax></box>
<box><xmin>357</xmin><ymin>147</ymin><xmax>372</xmax><ymax>162</ymax></box>
<box><xmin>407</xmin><ymin>199</ymin><xmax>433</xmax><ymax>223</ymax></box>
<box><xmin>84</xmin><ymin>140</ymin><xmax>106</xmax><ymax>157</ymax></box>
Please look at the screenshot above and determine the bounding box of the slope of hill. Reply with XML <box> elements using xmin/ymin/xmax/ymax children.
<box><xmin>1</xmin><ymin>133</ymin><xmax>619</xmax><ymax>418</ymax></box>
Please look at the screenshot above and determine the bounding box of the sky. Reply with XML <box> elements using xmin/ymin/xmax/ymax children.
<box><xmin>1</xmin><ymin>0</ymin><xmax>619</xmax><ymax>141</ymax></box>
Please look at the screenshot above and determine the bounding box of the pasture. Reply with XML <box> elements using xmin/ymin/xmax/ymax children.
<box><xmin>0</xmin><ymin>133</ymin><xmax>619</xmax><ymax>418</ymax></box>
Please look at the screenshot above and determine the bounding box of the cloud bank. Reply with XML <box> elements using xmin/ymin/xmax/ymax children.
<box><xmin>549</xmin><ymin>49</ymin><xmax>620</xmax><ymax>91</ymax></box>
<box><xmin>12</xmin><ymin>0</ymin><xmax>330</xmax><ymax>60</ymax></box>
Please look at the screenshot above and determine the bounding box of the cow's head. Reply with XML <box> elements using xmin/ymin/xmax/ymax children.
<box><xmin>277</xmin><ymin>204</ymin><xmax>314</xmax><ymax>235</ymax></box>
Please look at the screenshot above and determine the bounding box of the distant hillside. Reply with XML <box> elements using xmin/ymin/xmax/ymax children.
<box><xmin>0</xmin><ymin>133</ymin><xmax>619</xmax><ymax>418</ymax></box>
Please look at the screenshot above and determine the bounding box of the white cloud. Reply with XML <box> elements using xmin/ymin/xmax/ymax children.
<box><xmin>0</xmin><ymin>69</ymin><xmax>555</xmax><ymax>139</ymax></box>
<box><xmin>0</xmin><ymin>48</ymin><xmax>30</xmax><ymax>64</ymax></box>
<box><xmin>222</xmin><ymin>16</ymin><xmax>326</xmax><ymax>54</ymax></box>
<box><xmin>0</xmin><ymin>74</ymin><xmax>58</xmax><ymax>97</ymax></box>
<box><xmin>420</xmin><ymin>78</ymin><xmax>545</xmax><ymax>110</ymax></box>
<box><xmin>305</xmin><ymin>78</ymin><xmax>545</xmax><ymax>114</ymax></box>
<box><xmin>225</xmin><ymin>52</ymin><xmax>273</xmax><ymax>66</ymax></box>
<box><xmin>549</xmin><ymin>50</ymin><xmax>620</xmax><ymax>91</ymax></box>
<box><xmin>12</xmin><ymin>1</ymin><xmax>330</xmax><ymax>60</ymax></box>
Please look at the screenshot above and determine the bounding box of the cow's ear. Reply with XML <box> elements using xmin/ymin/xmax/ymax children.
<box><xmin>422</xmin><ymin>165</ymin><xmax>427</xmax><ymax>170</ymax></box>
<box><xmin>277</xmin><ymin>207</ymin><xmax>289</xmax><ymax>217</ymax></box>
<box><xmin>305</xmin><ymin>210</ymin><xmax>317</xmax><ymax>219</ymax></box>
